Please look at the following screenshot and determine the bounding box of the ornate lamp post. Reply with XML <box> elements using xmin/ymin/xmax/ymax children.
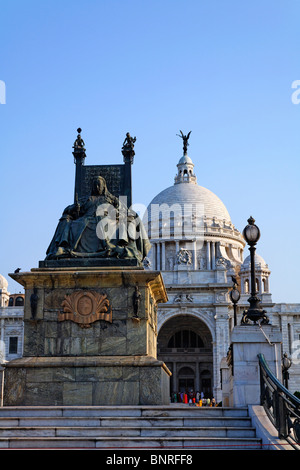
<box><xmin>282</xmin><ymin>353</ymin><xmax>292</xmax><ymax>389</ymax></box>
<box><xmin>229</xmin><ymin>282</ymin><xmax>240</xmax><ymax>326</ymax></box>
<box><xmin>241</xmin><ymin>216</ymin><xmax>269</xmax><ymax>325</ymax></box>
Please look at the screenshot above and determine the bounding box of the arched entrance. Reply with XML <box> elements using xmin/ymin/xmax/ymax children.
<box><xmin>157</xmin><ymin>315</ymin><xmax>213</xmax><ymax>398</ymax></box>
<box><xmin>178</xmin><ymin>366</ymin><xmax>194</xmax><ymax>392</ymax></box>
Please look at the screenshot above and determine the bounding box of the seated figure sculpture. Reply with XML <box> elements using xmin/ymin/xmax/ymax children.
<box><xmin>46</xmin><ymin>175</ymin><xmax>151</xmax><ymax>263</ymax></box>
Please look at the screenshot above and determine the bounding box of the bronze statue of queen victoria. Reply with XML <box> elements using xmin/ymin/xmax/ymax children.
<box><xmin>46</xmin><ymin>175</ymin><xmax>150</xmax><ymax>263</ymax></box>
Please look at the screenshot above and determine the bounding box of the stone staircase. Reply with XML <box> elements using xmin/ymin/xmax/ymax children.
<box><xmin>0</xmin><ymin>405</ymin><xmax>262</xmax><ymax>450</ymax></box>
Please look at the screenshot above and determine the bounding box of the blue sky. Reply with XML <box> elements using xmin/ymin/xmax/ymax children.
<box><xmin>0</xmin><ymin>0</ymin><xmax>299</xmax><ymax>303</ymax></box>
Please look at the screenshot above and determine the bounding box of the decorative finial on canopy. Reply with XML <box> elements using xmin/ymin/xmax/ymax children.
<box><xmin>122</xmin><ymin>132</ymin><xmax>136</xmax><ymax>164</ymax></box>
<box><xmin>73</xmin><ymin>127</ymin><xmax>86</xmax><ymax>152</ymax></box>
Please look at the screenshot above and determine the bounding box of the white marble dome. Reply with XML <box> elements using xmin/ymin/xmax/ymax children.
<box><xmin>241</xmin><ymin>253</ymin><xmax>269</xmax><ymax>270</ymax></box>
<box><xmin>177</xmin><ymin>154</ymin><xmax>194</xmax><ymax>165</ymax></box>
<box><xmin>145</xmin><ymin>153</ymin><xmax>245</xmax><ymax>269</ymax></box>
<box><xmin>0</xmin><ymin>274</ymin><xmax>8</xmax><ymax>290</ymax></box>
<box><xmin>147</xmin><ymin>152</ymin><xmax>232</xmax><ymax>226</ymax></box>
<box><xmin>145</xmin><ymin>153</ymin><xmax>243</xmax><ymax>241</ymax></box>
<box><xmin>149</xmin><ymin>182</ymin><xmax>231</xmax><ymax>223</ymax></box>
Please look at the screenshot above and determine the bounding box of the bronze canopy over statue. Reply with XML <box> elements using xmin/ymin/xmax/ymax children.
<box><xmin>46</xmin><ymin>175</ymin><xmax>151</xmax><ymax>264</ymax></box>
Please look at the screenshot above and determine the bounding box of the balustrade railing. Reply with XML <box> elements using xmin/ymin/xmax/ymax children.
<box><xmin>258</xmin><ymin>353</ymin><xmax>300</xmax><ymax>450</ymax></box>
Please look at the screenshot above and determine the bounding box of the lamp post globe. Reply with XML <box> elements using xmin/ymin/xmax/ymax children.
<box><xmin>230</xmin><ymin>284</ymin><xmax>240</xmax><ymax>326</ymax></box>
<box><xmin>242</xmin><ymin>216</ymin><xmax>261</xmax><ymax>246</ymax></box>
<box><xmin>230</xmin><ymin>286</ymin><xmax>240</xmax><ymax>304</ymax></box>
<box><xmin>282</xmin><ymin>353</ymin><xmax>292</xmax><ymax>389</ymax></box>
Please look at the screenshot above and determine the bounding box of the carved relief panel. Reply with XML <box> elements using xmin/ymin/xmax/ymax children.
<box><xmin>59</xmin><ymin>290</ymin><xmax>112</xmax><ymax>328</ymax></box>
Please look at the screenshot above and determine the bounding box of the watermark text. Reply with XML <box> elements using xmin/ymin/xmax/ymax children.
<box><xmin>0</xmin><ymin>80</ymin><xmax>6</xmax><ymax>104</ymax></box>
<box><xmin>291</xmin><ymin>80</ymin><xmax>300</xmax><ymax>104</ymax></box>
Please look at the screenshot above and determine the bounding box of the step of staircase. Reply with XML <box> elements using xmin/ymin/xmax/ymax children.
<box><xmin>0</xmin><ymin>405</ymin><xmax>262</xmax><ymax>450</ymax></box>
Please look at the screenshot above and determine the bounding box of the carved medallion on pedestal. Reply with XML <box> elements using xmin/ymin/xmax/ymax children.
<box><xmin>59</xmin><ymin>290</ymin><xmax>112</xmax><ymax>328</ymax></box>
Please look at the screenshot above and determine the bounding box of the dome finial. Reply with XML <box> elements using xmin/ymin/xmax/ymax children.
<box><xmin>176</xmin><ymin>130</ymin><xmax>192</xmax><ymax>155</ymax></box>
<box><xmin>73</xmin><ymin>127</ymin><xmax>85</xmax><ymax>152</ymax></box>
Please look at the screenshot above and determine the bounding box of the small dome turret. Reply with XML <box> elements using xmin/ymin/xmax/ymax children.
<box><xmin>175</xmin><ymin>154</ymin><xmax>197</xmax><ymax>184</ymax></box>
<box><xmin>241</xmin><ymin>253</ymin><xmax>268</xmax><ymax>270</ymax></box>
<box><xmin>0</xmin><ymin>274</ymin><xmax>10</xmax><ymax>307</ymax></box>
<box><xmin>239</xmin><ymin>253</ymin><xmax>271</xmax><ymax>295</ymax></box>
<box><xmin>0</xmin><ymin>274</ymin><xmax>8</xmax><ymax>290</ymax></box>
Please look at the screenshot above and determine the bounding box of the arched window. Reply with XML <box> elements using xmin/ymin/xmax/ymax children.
<box><xmin>8</xmin><ymin>297</ymin><xmax>14</xmax><ymax>306</ymax></box>
<box><xmin>168</xmin><ymin>330</ymin><xmax>204</xmax><ymax>348</ymax></box>
<box><xmin>263</xmin><ymin>278</ymin><xmax>268</xmax><ymax>293</ymax></box>
<box><xmin>178</xmin><ymin>366</ymin><xmax>194</xmax><ymax>376</ymax></box>
<box><xmin>15</xmin><ymin>296</ymin><xmax>24</xmax><ymax>306</ymax></box>
<box><xmin>244</xmin><ymin>279</ymin><xmax>249</xmax><ymax>294</ymax></box>
<box><xmin>256</xmin><ymin>278</ymin><xmax>260</xmax><ymax>292</ymax></box>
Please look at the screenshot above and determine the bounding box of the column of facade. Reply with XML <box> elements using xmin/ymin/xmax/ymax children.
<box><xmin>195</xmin><ymin>361</ymin><xmax>200</xmax><ymax>391</ymax></box>
<box><xmin>153</xmin><ymin>243</ymin><xmax>157</xmax><ymax>270</ymax></box>
<box><xmin>161</xmin><ymin>242</ymin><xmax>166</xmax><ymax>271</ymax></box>
<box><xmin>289</xmin><ymin>320</ymin><xmax>294</xmax><ymax>355</ymax></box>
<box><xmin>265</xmin><ymin>277</ymin><xmax>270</xmax><ymax>293</ymax></box>
<box><xmin>211</xmin><ymin>242</ymin><xmax>215</xmax><ymax>270</ymax></box>
<box><xmin>240</xmin><ymin>277</ymin><xmax>245</xmax><ymax>294</ymax></box>
<box><xmin>157</xmin><ymin>242</ymin><xmax>161</xmax><ymax>270</ymax></box>
<box><xmin>173</xmin><ymin>362</ymin><xmax>177</xmax><ymax>393</ymax></box>
<box><xmin>193</xmin><ymin>240</ymin><xmax>197</xmax><ymax>269</ymax></box>
<box><xmin>206</xmin><ymin>240</ymin><xmax>211</xmax><ymax>270</ymax></box>
<box><xmin>0</xmin><ymin>319</ymin><xmax>4</xmax><ymax>361</ymax></box>
<box><xmin>258</xmin><ymin>276</ymin><xmax>263</xmax><ymax>294</ymax></box>
<box><xmin>281</xmin><ymin>315</ymin><xmax>289</xmax><ymax>356</ymax></box>
<box><xmin>214</xmin><ymin>307</ymin><xmax>230</xmax><ymax>402</ymax></box>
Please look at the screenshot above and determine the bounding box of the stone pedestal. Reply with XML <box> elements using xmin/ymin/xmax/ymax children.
<box><xmin>3</xmin><ymin>266</ymin><xmax>171</xmax><ymax>406</ymax></box>
<box><xmin>228</xmin><ymin>325</ymin><xmax>282</xmax><ymax>407</ymax></box>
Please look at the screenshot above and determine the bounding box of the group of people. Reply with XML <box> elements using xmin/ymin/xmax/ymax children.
<box><xmin>171</xmin><ymin>391</ymin><xmax>218</xmax><ymax>407</ymax></box>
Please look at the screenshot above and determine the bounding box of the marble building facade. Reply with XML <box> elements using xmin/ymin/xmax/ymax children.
<box><xmin>144</xmin><ymin>151</ymin><xmax>300</xmax><ymax>402</ymax></box>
